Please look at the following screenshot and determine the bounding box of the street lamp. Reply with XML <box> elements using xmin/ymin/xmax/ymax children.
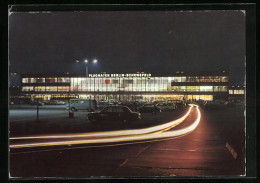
<box><xmin>76</xmin><ymin>59</ymin><xmax>98</xmax><ymax>78</ymax></box>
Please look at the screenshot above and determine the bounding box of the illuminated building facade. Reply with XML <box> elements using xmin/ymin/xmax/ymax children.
<box><xmin>21</xmin><ymin>70</ymin><xmax>229</xmax><ymax>102</ymax></box>
<box><xmin>228</xmin><ymin>85</ymin><xmax>245</xmax><ymax>102</ymax></box>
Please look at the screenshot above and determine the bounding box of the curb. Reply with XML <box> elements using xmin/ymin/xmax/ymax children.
<box><xmin>225</xmin><ymin>142</ymin><xmax>238</xmax><ymax>159</ymax></box>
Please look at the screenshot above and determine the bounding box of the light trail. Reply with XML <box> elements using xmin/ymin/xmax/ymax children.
<box><xmin>10</xmin><ymin>105</ymin><xmax>193</xmax><ymax>140</ymax></box>
<box><xmin>10</xmin><ymin>105</ymin><xmax>201</xmax><ymax>149</ymax></box>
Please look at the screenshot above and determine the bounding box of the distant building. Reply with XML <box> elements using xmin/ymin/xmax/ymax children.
<box><xmin>9</xmin><ymin>72</ymin><xmax>30</xmax><ymax>104</ymax></box>
<box><xmin>9</xmin><ymin>72</ymin><xmax>21</xmax><ymax>97</ymax></box>
<box><xmin>229</xmin><ymin>85</ymin><xmax>245</xmax><ymax>102</ymax></box>
<box><xmin>20</xmin><ymin>70</ymin><xmax>230</xmax><ymax>102</ymax></box>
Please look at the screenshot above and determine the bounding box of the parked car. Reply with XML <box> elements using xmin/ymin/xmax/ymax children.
<box><xmin>56</xmin><ymin>100</ymin><xmax>67</xmax><ymax>105</ymax></box>
<box><xmin>45</xmin><ymin>100</ymin><xmax>66</xmax><ymax>105</ymax></box>
<box><xmin>119</xmin><ymin>100</ymin><xmax>131</xmax><ymax>106</ymax></box>
<box><xmin>135</xmin><ymin>100</ymin><xmax>147</xmax><ymax>105</ymax></box>
<box><xmin>167</xmin><ymin>100</ymin><xmax>186</xmax><ymax>108</ymax></box>
<box><xmin>67</xmin><ymin>99</ymin><xmax>98</xmax><ymax>112</ymax></box>
<box><xmin>97</xmin><ymin>100</ymin><xmax>110</xmax><ymax>110</ymax></box>
<box><xmin>157</xmin><ymin>103</ymin><xmax>176</xmax><ymax>111</ymax></box>
<box><xmin>138</xmin><ymin>104</ymin><xmax>162</xmax><ymax>114</ymax></box>
<box><xmin>88</xmin><ymin>105</ymin><xmax>141</xmax><ymax>123</ymax></box>
<box><xmin>152</xmin><ymin>100</ymin><xmax>164</xmax><ymax>105</ymax></box>
<box><xmin>204</xmin><ymin>101</ymin><xmax>229</xmax><ymax>110</ymax></box>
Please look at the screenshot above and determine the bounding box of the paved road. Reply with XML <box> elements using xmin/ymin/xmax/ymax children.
<box><xmin>9</xmin><ymin>104</ymin><xmax>245</xmax><ymax>177</ymax></box>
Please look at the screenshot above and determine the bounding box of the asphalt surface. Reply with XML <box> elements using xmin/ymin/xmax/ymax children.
<box><xmin>9</xmin><ymin>104</ymin><xmax>245</xmax><ymax>178</ymax></box>
<box><xmin>9</xmin><ymin>105</ymin><xmax>187</xmax><ymax>136</ymax></box>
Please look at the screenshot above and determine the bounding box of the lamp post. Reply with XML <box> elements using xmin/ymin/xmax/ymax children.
<box><xmin>76</xmin><ymin>59</ymin><xmax>98</xmax><ymax>78</ymax></box>
<box><xmin>84</xmin><ymin>59</ymin><xmax>89</xmax><ymax>78</ymax></box>
<box><xmin>76</xmin><ymin>59</ymin><xmax>98</xmax><ymax>100</ymax></box>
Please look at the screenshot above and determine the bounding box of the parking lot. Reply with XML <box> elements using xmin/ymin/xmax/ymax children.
<box><xmin>9</xmin><ymin>104</ymin><xmax>188</xmax><ymax>137</ymax></box>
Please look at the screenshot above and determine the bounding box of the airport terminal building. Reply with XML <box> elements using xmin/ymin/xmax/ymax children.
<box><xmin>21</xmin><ymin>70</ymin><xmax>230</xmax><ymax>102</ymax></box>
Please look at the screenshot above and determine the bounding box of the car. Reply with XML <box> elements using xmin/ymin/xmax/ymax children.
<box><xmin>134</xmin><ymin>100</ymin><xmax>147</xmax><ymax>105</ymax></box>
<box><xmin>138</xmin><ymin>104</ymin><xmax>162</xmax><ymax>114</ymax></box>
<box><xmin>167</xmin><ymin>100</ymin><xmax>186</xmax><ymax>108</ymax></box>
<box><xmin>152</xmin><ymin>100</ymin><xmax>164</xmax><ymax>105</ymax></box>
<box><xmin>45</xmin><ymin>100</ymin><xmax>66</xmax><ymax>105</ymax></box>
<box><xmin>56</xmin><ymin>100</ymin><xmax>67</xmax><ymax>105</ymax></box>
<box><xmin>97</xmin><ymin>100</ymin><xmax>110</xmax><ymax>110</ymax></box>
<box><xmin>157</xmin><ymin>103</ymin><xmax>176</xmax><ymax>111</ymax></box>
<box><xmin>131</xmin><ymin>101</ymin><xmax>145</xmax><ymax>111</ymax></box>
<box><xmin>88</xmin><ymin>105</ymin><xmax>141</xmax><ymax>123</ymax></box>
<box><xmin>204</xmin><ymin>101</ymin><xmax>229</xmax><ymax>109</ymax></box>
<box><xmin>67</xmin><ymin>99</ymin><xmax>98</xmax><ymax>112</ymax></box>
<box><xmin>119</xmin><ymin>100</ymin><xmax>131</xmax><ymax>106</ymax></box>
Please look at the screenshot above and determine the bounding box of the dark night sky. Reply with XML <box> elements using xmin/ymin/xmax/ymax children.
<box><xmin>9</xmin><ymin>11</ymin><xmax>245</xmax><ymax>84</ymax></box>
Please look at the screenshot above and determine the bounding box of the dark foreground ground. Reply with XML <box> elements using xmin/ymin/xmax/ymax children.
<box><xmin>9</xmin><ymin>104</ymin><xmax>245</xmax><ymax>178</ymax></box>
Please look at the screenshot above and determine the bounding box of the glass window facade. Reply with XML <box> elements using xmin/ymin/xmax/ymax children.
<box><xmin>21</xmin><ymin>74</ymin><xmax>229</xmax><ymax>94</ymax></box>
<box><xmin>22</xmin><ymin>78</ymin><xmax>36</xmax><ymax>83</ymax></box>
<box><xmin>58</xmin><ymin>77</ymin><xmax>70</xmax><ymax>83</ymax></box>
<box><xmin>200</xmin><ymin>86</ymin><xmax>213</xmax><ymax>92</ymax></box>
<box><xmin>46</xmin><ymin>78</ymin><xmax>57</xmax><ymax>83</ymax></box>
<box><xmin>35</xmin><ymin>86</ymin><xmax>45</xmax><ymax>91</ymax></box>
<box><xmin>58</xmin><ymin>86</ymin><xmax>70</xmax><ymax>92</ymax></box>
<box><xmin>46</xmin><ymin>86</ymin><xmax>57</xmax><ymax>91</ymax></box>
<box><xmin>233</xmin><ymin>90</ymin><xmax>245</xmax><ymax>94</ymax></box>
<box><xmin>172</xmin><ymin>86</ymin><xmax>226</xmax><ymax>92</ymax></box>
<box><xmin>229</xmin><ymin>89</ymin><xmax>244</xmax><ymax>94</ymax></box>
<box><xmin>36</xmin><ymin>78</ymin><xmax>45</xmax><ymax>83</ymax></box>
<box><xmin>22</xmin><ymin>86</ymin><xmax>34</xmax><ymax>91</ymax></box>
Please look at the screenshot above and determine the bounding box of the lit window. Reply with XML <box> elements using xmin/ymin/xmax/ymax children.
<box><xmin>58</xmin><ymin>77</ymin><xmax>70</xmax><ymax>83</ymax></box>
<box><xmin>36</xmin><ymin>78</ymin><xmax>45</xmax><ymax>83</ymax></box>
<box><xmin>46</xmin><ymin>86</ymin><xmax>57</xmax><ymax>91</ymax></box>
<box><xmin>200</xmin><ymin>86</ymin><xmax>213</xmax><ymax>91</ymax></box>
<box><xmin>34</xmin><ymin>86</ymin><xmax>45</xmax><ymax>91</ymax></box>
<box><xmin>234</xmin><ymin>90</ymin><xmax>245</xmax><ymax>94</ymax></box>
<box><xmin>46</xmin><ymin>78</ymin><xmax>57</xmax><ymax>83</ymax></box>
<box><xmin>186</xmin><ymin>86</ymin><xmax>200</xmax><ymax>91</ymax></box>
<box><xmin>22</xmin><ymin>86</ymin><xmax>33</xmax><ymax>91</ymax></box>
<box><xmin>58</xmin><ymin>86</ymin><xmax>69</xmax><ymax>91</ymax></box>
<box><xmin>22</xmin><ymin>78</ymin><xmax>29</xmax><ymax>83</ymax></box>
<box><xmin>104</xmin><ymin>79</ymin><xmax>111</xmax><ymax>84</ymax></box>
<box><xmin>174</xmin><ymin>77</ymin><xmax>182</xmax><ymax>82</ymax></box>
